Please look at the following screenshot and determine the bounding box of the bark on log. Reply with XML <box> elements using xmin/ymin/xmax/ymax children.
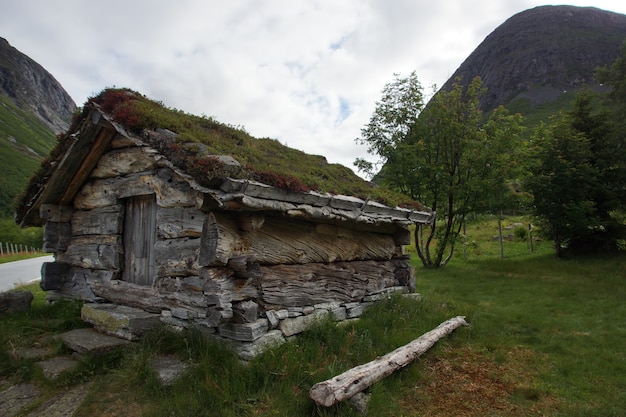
<box><xmin>309</xmin><ymin>316</ymin><xmax>469</xmax><ymax>407</ymax></box>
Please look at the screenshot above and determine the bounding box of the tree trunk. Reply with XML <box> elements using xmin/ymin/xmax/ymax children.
<box><xmin>309</xmin><ymin>316</ymin><xmax>469</xmax><ymax>407</ymax></box>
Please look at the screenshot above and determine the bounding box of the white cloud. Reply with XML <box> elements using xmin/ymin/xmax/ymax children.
<box><xmin>2</xmin><ymin>0</ymin><xmax>625</xmax><ymax>176</ymax></box>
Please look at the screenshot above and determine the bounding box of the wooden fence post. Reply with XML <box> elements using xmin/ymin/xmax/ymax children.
<box><xmin>498</xmin><ymin>210</ymin><xmax>504</xmax><ymax>258</ymax></box>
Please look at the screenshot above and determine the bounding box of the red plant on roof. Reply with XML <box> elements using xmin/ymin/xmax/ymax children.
<box><xmin>163</xmin><ymin>142</ymin><xmax>227</xmax><ymax>188</ymax></box>
<box><xmin>253</xmin><ymin>170</ymin><xmax>312</xmax><ymax>193</ymax></box>
<box><xmin>91</xmin><ymin>88</ymin><xmax>133</xmax><ymax>113</ymax></box>
<box><xmin>89</xmin><ymin>88</ymin><xmax>145</xmax><ymax>132</ymax></box>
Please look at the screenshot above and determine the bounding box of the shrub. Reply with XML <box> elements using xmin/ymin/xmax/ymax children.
<box><xmin>514</xmin><ymin>224</ymin><xmax>529</xmax><ymax>241</ymax></box>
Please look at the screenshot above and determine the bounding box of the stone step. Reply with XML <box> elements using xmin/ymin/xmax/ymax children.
<box><xmin>58</xmin><ymin>328</ymin><xmax>132</xmax><ymax>356</ymax></box>
<box><xmin>35</xmin><ymin>356</ymin><xmax>79</xmax><ymax>380</ymax></box>
<box><xmin>81</xmin><ymin>303</ymin><xmax>161</xmax><ymax>341</ymax></box>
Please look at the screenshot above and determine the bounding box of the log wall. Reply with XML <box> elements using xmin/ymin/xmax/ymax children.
<box><xmin>40</xmin><ymin>142</ymin><xmax>419</xmax><ymax>355</ymax></box>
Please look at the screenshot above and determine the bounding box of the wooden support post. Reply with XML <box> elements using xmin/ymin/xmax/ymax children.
<box><xmin>310</xmin><ymin>316</ymin><xmax>469</xmax><ymax>408</ymax></box>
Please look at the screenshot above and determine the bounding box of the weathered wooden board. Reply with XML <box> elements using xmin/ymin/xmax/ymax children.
<box><xmin>217</xmin><ymin>178</ymin><xmax>434</xmax><ymax>227</ymax></box>
<box><xmin>60</xmin><ymin>127</ymin><xmax>118</xmax><ymax>206</ymax></box>
<box><xmin>91</xmin><ymin>275</ymin><xmax>223</xmax><ymax>325</ymax></box>
<box><xmin>90</xmin><ymin>279</ymin><xmax>169</xmax><ymax>313</ymax></box>
<box><xmin>199</xmin><ymin>266</ymin><xmax>260</xmax><ymax>318</ymax></box>
<box><xmin>30</xmin><ymin>112</ymin><xmax>116</xmax><ymax>215</ymax></box>
<box><xmin>57</xmin><ymin>235</ymin><xmax>122</xmax><ymax>270</ymax></box>
<box><xmin>154</xmin><ymin>237</ymin><xmax>201</xmax><ymax>277</ymax></box>
<box><xmin>199</xmin><ymin>267</ymin><xmax>260</xmax><ymax>301</ymax></box>
<box><xmin>90</xmin><ymin>147</ymin><xmax>161</xmax><ymax>178</ymax></box>
<box><xmin>260</xmin><ymin>260</ymin><xmax>398</xmax><ymax>307</ymax></box>
<box><xmin>122</xmin><ymin>194</ymin><xmax>156</xmax><ymax>286</ymax></box>
<box><xmin>40</xmin><ymin>204</ymin><xmax>73</xmax><ymax>222</ymax></box>
<box><xmin>74</xmin><ymin>168</ymin><xmax>202</xmax><ymax>210</ymax></box>
<box><xmin>73</xmin><ymin>178</ymin><xmax>118</xmax><ymax>209</ymax></box>
<box><xmin>71</xmin><ymin>205</ymin><xmax>124</xmax><ymax>236</ymax></box>
<box><xmin>156</xmin><ymin>207</ymin><xmax>205</xmax><ymax>239</ymax></box>
<box><xmin>43</xmin><ymin>221</ymin><xmax>71</xmax><ymax>252</ymax></box>
<box><xmin>199</xmin><ymin>212</ymin><xmax>399</xmax><ymax>267</ymax></box>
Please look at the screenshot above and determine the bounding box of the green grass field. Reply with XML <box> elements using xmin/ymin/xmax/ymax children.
<box><xmin>1</xmin><ymin>216</ymin><xmax>624</xmax><ymax>416</ymax></box>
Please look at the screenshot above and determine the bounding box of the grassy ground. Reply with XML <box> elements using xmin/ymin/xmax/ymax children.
<box><xmin>0</xmin><ymin>252</ymin><xmax>47</xmax><ymax>264</ymax></box>
<box><xmin>1</xmin><ymin>216</ymin><xmax>624</xmax><ymax>416</ymax></box>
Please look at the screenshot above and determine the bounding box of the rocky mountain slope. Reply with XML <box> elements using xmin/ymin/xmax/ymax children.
<box><xmin>0</xmin><ymin>37</ymin><xmax>77</xmax><ymax>216</ymax></box>
<box><xmin>443</xmin><ymin>5</ymin><xmax>626</xmax><ymax>112</ymax></box>
<box><xmin>0</xmin><ymin>37</ymin><xmax>76</xmax><ymax>134</ymax></box>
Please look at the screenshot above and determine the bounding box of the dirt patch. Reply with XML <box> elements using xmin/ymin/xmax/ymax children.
<box><xmin>401</xmin><ymin>346</ymin><xmax>560</xmax><ymax>417</ymax></box>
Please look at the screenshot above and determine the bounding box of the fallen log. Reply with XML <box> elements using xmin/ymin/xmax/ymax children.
<box><xmin>309</xmin><ymin>315</ymin><xmax>469</xmax><ymax>408</ymax></box>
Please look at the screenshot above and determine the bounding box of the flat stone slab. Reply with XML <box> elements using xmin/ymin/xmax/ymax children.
<box><xmin>0</xmin><ymin>383</ymin><xmax>41</xmax><ymax>417</ymax></box>
<box><xmin>81</xmin><ymin>303</ymin><xmax>161</xmax><ymax>341</ymax></box>
<box><xmin>13</xmin><ymin>346</ymin><xmax>53</xmax><ymax>360</ymax></box>
<box><xmin>36</xmin><ymin>356</ymin><xmax>79</xmax><ymax>380</ymax></box>
<box><xmin>59</xmin><ymin>328</ymin><xmax>132</xmax><ymax>356</ymax></box>
<box><xmin>236</xmin><ymin>330</ymin><xmax>286</xmax><ymax>361</ymax></box>
<box><xmin>279</xmin><ymin>309</ymin><xmax>329</xmax><ymax>337</ymax></box>
<box><xmin>218</xmin><ymin>319</ymin><xmax>268</xmax><ymax>342</ymax></box>
<box><xmin>28</xmin><ymin>381</ymin><xmax>92</xmax><ymax>417</ymax></box>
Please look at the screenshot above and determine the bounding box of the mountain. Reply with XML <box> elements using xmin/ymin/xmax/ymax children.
<box><xmin>0</xmin><ymin>37</ymin><xmax>76</xmax><ymax>216</ymax></box>
<box><xmin>0</xmin><ymin>37</ymin><xmax>76</xmax><ymax>134</ymax></box>
<box><xmin>443</xmin><ymin>5</ymin><xmax>626</xmax><ymax>114</ymax></box>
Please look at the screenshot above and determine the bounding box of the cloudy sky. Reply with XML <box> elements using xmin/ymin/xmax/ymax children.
<box><xmin>2</xmin><ymin>1</ymin><xmax>626</xmax><ymax>177</ymax></box>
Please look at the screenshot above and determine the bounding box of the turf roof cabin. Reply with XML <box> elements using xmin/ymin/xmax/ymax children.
<box><xmin>16</xmin><ymin>89</ymin><xmax>434</xmax><ymax>355</ymax></box>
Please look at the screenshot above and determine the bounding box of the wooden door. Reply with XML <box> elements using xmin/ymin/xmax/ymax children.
<box><xmin>122</xmin><ymin>194</ymin><xmax>156</xmax><ymax>285</ymax></box>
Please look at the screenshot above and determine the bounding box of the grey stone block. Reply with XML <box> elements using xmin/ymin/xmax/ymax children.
<box><xmin>81</xmin><ymin>303</ymin><xmax>161</xmax><ymax>341</ymax></box>
<box><xmin>59</xmin><ymin>328</ymin><xmax>132</xmax><ymax>355</ymax></box>
<box><xmin>279</xmin><ymin>309</ymin><xmax>329</xmax><ymax>337</ymax></box>
<box><xmin>0</xmin><ymin>291</ymin><xmax>33</xmax><ymax>314</ymax></box>
<box><xmin>218</xmin><ymin>319</ymin><xmax>268</xmax><ymax>342</ymax></box>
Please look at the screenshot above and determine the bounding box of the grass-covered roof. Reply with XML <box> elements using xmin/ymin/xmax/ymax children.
<box><xmin>16</xmin><ymin>88</ymin><xmax>427</xmax><ymax>225</ymax></box>
<box><xmin>88</xmin><ymin>88</ymin><xmax>424</xmax><ymax>209</ymax></box>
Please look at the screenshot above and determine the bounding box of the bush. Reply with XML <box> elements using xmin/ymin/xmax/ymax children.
<box><xmin>513</xmin><ymin>225</ymin><xmax>529</xmax><ymax>241</ymax></box>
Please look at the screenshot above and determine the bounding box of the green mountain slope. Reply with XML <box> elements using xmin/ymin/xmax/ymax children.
<box><xmin>0</xmin><ymin>94</ymin><xmax>56</xmax><ymax>216</ymax></box>
<box><xmin>0</xmin><ymin>37</ymin><xmax>76</xmax><ymax>218</ymax></box>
